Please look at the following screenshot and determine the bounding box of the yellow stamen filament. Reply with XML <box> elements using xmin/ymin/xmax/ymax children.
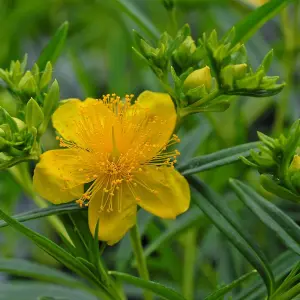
<box><xmin>58</xmin><ymin>94</ymin><xmax>180</xmax><ymax>212</ymax></box>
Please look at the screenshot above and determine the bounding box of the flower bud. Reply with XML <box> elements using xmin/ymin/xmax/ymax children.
<box><xmin>290</xmin><ymin>155</ymin><xmax>300</xmax><ymax>172</ymax></box>
<box><xmin>173</xmin><ymin>36</ymin><xmax>197</xmax><ymax>68</ymax></box>
<box><xmin>12</xmin><ymin>118</ymin><xmax>26</xmax><ymax>131</ymax></box>
<box><xmin>183</xmin><ymin>66</ymin><xmax>212</xmax><ymax>92</ymax></box>
<box><xmin>221</xmin><ymin>64</ymin><xmax>247</xmax><ymax>89</ymax></box>
<box><xmin>39</xmin><ymin>80</ymin><xmax>60</xmax><ymax>133</ymax></box>
<box><xmin>290</xmin><ymin>155</ymin><xmax>300</xmax><ymax>193</ymax></box>
<box><xmin>18</xmin><ymin>71</ymin><xmax>37</xmax><ymax>94</ymax></box>
<box><xmin>25</xmin><ymin>98</ymin><xmax>44</xmax><ymax>129</ymax></box>
<box><xmin>39</xmin><ymin>61</ymin><xmax>53</xmax><ymax>89</ymax></box>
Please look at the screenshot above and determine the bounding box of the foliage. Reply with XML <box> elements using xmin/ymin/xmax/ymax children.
<box><xmin>0</xmin><ymin>0</ymin><xmax>300</xmax><ymax>300</ymax></box>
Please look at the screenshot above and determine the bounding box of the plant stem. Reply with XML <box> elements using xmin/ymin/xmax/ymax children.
<box><xmin>182</xmin><ymin>228</ymin><xmax>197</xmax><ymax>300</ymax></box>
<box><xmin>9</xmin><ymin>162</ymin><xmax>71</xmax><ymax>242</ymax></box>
<box><xmin>129</xmin><ymin>224</ymin><xmax>152</xmax><ymax>300</ymax></box>
<box><xmin>273</xmin><ymin>4</ymin><xmax>298</xmax><ymax>134</ymax></box>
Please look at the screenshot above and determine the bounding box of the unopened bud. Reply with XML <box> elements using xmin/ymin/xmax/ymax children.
<box><xmin>39</xmin><ymin>62</ymin><xmax>53</xmax><ymax>89</ymax></box>
<box><xmin>173</xmin><ymin>36</ymin><xmax>197</xmax><ymax>68</ymax></box>
<box><xmin>221</xmin><ymin>64</ymin><xmax>247</xmax><ymax>89</ymax></box>
<box><xmin>183</xmin><ymin>66</ymin><xmax>212</xmax><ymax>92</ymax></box>
<box><xmin>12</xmin><ymin>118</ymin><xmax>26</xmax><ymax>131</ymax></box>
<box><xmin>290</xmin><ymin>155</ymin><xmax>300</xmax><ymax>172</ymax></box>
<box><xmin>18</xmin><ymin>71</ymin><xmax>37</xmax><ymax>94</ymax></box>
<box><xmin>25</xmin><ymin>98</ymin><xmax>44</xmax><ymax>129</ymax></box>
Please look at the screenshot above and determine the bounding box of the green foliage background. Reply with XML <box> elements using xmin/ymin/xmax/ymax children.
<box><xmin>0</xmin><ymin>0</ymin><xmax>300</xmax><ymax>299</ymax></box>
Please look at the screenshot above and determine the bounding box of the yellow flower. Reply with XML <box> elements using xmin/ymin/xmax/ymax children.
<box><xmin>33</xmin><ymin>91</ymin><xmax>190</xmax><ymax>245</ymax></box>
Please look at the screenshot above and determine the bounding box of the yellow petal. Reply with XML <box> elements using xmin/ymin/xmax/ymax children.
<box><xmin>136</xmin><ymin>166</ymin><xmax>190</xmax><ymax>219</ymax></box>
<box><xmin>52</xmin><ymin>98</ymin><xmax>117</xmax><ymax>150</ymax></box>
<box><xmin>121</xmin><ymin>91</ymin><xmax>177</xmax><ymax>161</ymax></box>
<box><xmin>88</xmin><ymin>183</ymin><xmax>137</xmax><ymax>245</ymax></box>
<box><xmin>33</xmin><ymin>149</ymin><xmax>90</xmax><ymax>204</ymax></box>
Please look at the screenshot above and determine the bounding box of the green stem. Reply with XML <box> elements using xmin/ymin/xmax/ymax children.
<box><xmin>182</xmin><ymin>228</ymin><xmax>197</xmax><ymax>300</ymax></box>
<box><xmin>190</xmin><ymin>90</ymin><xmax>221</xmax><ymax>108</ymax></box>
<box><xmin>9</xmin><ymin>162</ymin><xmax>71</xmax><ymax>242</ymax></box>
<box><xmin>273</xmin><ymin>5</ymin><xmax>298</xmax><ymax>134</ymax></box>
<box><xmin>129</xmin><ymin>224</ymin><xmax>152</xmax><ymax>300</ymax></box>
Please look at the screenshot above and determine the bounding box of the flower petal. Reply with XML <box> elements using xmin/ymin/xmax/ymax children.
<box><xmin>135</xmin><ymin>166</ymin><xmax>190</xmax><ymax>219</ymax></box>
<box><xmin>52</xmin><ymin>98</ymin><xmax>117</xmax><ymax>150</ymax></box>
<box><xmin>33</xmin><ymin>149</ymin><xmax>90</xmax><ymax>204</ymax></box>
<box><xmin>88</xmin><ymin>183</ymin><xmax>137</xmax><ymax>245</ymax></box>
<box><xmin>121</xmin><ymin>91</ymin><xmax>177</xmax><ymax>161</ymax></box>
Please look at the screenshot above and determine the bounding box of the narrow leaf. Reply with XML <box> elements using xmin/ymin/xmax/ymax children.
<box><xmin>108</xmin><ymin>271</ymin><xmax>186</xmax><ymax>300</ymax></box>
<box><xmin>205</xmin><ymin>270</ymin><xmax>257</xmax><ymax>300</ymax></box>
<box><xmin>236</xmin><ymin>251</ymin><xmax>300</xmax><ymax>300</ymax></box>
<box><xmin>37</xmin><ymin>22</ymin><xmax>69</xmax><ymax>70</ymax></box>
<box><xmin>230</xmin><ymin>179</ymin><xmax>300</xmax><ymax>255</ymax></box>
<box><xmin>231</xmin><ymin>0</ymin><xmax>293</xmax><ymax>46</ymax></box>
<box><xmin>0</xmin><ymin>207</ymin><xmax>112</xmax><ymax>299</ymax></box>
<box><xmin>178</xmin><ymin>142</ymin><xmax>259</xmax><ymax>175</ymax></box>
<box><xmin>0</xmin><ymin>258</ymin><xmax>87</xmax><ymax>291</ymax></box>
<box><xmin>187</xmin><ymin>175</ymin><xmax>274</xmax><ymax>296</ymax></box>
<box><xmin>112</xmin><ymin>0</ymin><xmax>160</xmax><ymax>39</ymax></box>
<box><xmin>0</xmin><ymin>282</ymin><xmax>97</xmax><ymax>300</ymax></box>
<box><xmin>0</xmin><ymin>203</ymin><xmax>83</xmax><ymax>229</ymax></box>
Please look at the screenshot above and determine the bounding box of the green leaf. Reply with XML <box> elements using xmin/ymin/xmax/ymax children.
<box><xmin>0</xmin><ymin>258</ymin><xmax>88</xmax><ymax>291</ymax></box>
<box><xmin>236</xmin><ymin>251</ymin><xmax>300</xmax><ymax>300</ymax></box>
<box><xmin>108</xmin><ymin>271</ymin><xmax>186</xmax><ymax>300</ymax></box>
<box><xmin>37</xmin><ymin>22</ymin><xmax>69</xmax><ymax>71</ymax></box>
<box><xmin>144</xmin><ymin>206</ymin><xmax>203</xmax><ymax>258</ymax></box>
<box><xmin>205</xmin><ymin>270</ymin><xmax>257</xmax><ymax>300</ymax></box>
<box><xmin>187</xmin><ymin>175</ymin><xmax>274</xmax><ymax>297</ymax></box>
<box><xmin>231</xmin><ymin>0</ymin><xmax>293</xmax><ymax>46</ymax></box>
<box><xmin>0</xmin><ymin>203</ymin><xmax>83</xmax><ymax>229</ymax></box>
<box><xmin>0</xmin><ymin>282</ymin><xmax>97</xmax><ymax>300</ymax></box>
<box><xmin>0</xmin><ymin>207</ymin><xmax>114</xmax><ymax>300</ymax></box>
<box><xmin>178</xmin><ymin>142</ymin><xmax>259</xmax><ymax>175</ymax></box>
<box><xmin>230</xmin><ymin>179</ymin><xmax>300</xmax><ymax>255</ymax></box>
<box><xmin>112</xmin><ymin>0</ymin><xmax>160</xmax><ymax>39</ymax></box>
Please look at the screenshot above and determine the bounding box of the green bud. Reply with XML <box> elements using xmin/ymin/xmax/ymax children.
<box><xmin>0</xmin><ymin>107</ymin><xmax>18</xmax><ymax>133</ymax></box>
<box><xmin>290</xmin><ymin>155</ymin><xmax>300</xmax><ymax>172</ymax></box>
<box><xmin>0</xmin><ymin>124</ymin><xmax>12</xmax><ymax>140</ymax></box>
<box><xmin>31</xmin><ymin>63</ymin><xmax>40</xmax><ymax>85</ymax></box>
<box><xmin>18</xmin><ymin>71</ymin><xmax>38</xmax><ymax>94</ymax></box>
<box><xmin>39</xmin><ymin>61</ymin><xmax>52</xmax><ymax>89</ymax></box>
<box><xmin>20</xmin><ymin>53</ymin><xmax>28</xmax><ymax>73</ymax></box>
<box><xmin>183</xmin><ymin>66</ymin><xmax>212</xmax><ymax>92</ymax></box>
<box><xmin>12</xmin><ymin>60</ymin><xmax>22</xmax><ymax>83</ymax></box>
<box><xmin>0</xmin><ymin>69</ymin><xmax>11</xmax><ymax>85</ymax></box>
<box><xmin>25</xmin><ymin>98</ymin><xmax>44</xmax><ymax>129</ymax></box>
<box><xmin>12</xmin><ymin>117</ymin><xmax>26</xmax><ymax>131</ymax></box>
<box><xmin>40</xmin><ymin>80</ymin><xmax>60</xmax><ymax>133</ymax></box>
<box><xmin>173</xmin><ymin>36</ymin><xmax>197</xmax><ymax>68</ymax></box>
<box><xmin>235</xmin><ymin>70</ymin><xmax>264</xmax><ymax>90</ymax></box>
<box><xmin>258</xmin><ymin>49</ymin><xmax>273</xmax><ymax>73</ymax></box>
<box><xmin>140</xmin><ymin>40</ymin><xmax>156</xmax><ymax>58</ymax></box>
<box><xmin>186</xmin><ymin>85</ymin><xmax>208</xmax><ymax>104</ymax></box>
<box><xmin>221</xmin><ymin>64</ymin><xmax>247</xmax><ymax>90</ymax></box>
<box><xmin>0</xmin><ymin>128</ymin><xmax>5</xmax><ymax>137</ymax></box>
<box><xmin>0</xmin><ymin>136</ymin><xmax>9</xmax><ymax>151</ymax></box>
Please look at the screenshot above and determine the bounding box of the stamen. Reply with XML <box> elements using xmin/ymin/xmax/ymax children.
<box><xmin>59</xmin><ymin>93</ymin><xmax>180</xmax><ymax>213</ymax></box>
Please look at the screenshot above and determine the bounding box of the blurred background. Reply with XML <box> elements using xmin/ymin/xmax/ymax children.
<box><xmin>0</xmin><ymin>0</ymin><xmax>299</xmax><ymax>299</ymax></box>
